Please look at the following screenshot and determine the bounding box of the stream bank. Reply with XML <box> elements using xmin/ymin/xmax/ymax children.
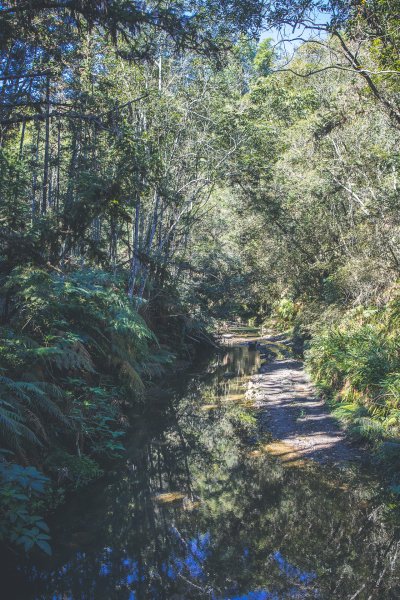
<box><xmin>220</xmin><ymin>326</ymin><xmax>365</xmax><ymax>465</ymax></box>
<box><xmin>249</xmin><ymin>331</ymin><xmax>363</xmax><ymax>464</ymax></box>
<box><xmin>2</xmin><ymin>337</ymin><xmax>400</xmax><ymax>599</ymax></box>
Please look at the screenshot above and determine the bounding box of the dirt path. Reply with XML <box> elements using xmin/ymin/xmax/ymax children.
<box><xmin>242</xmin><ymin>333</ymin><xmax>361</xmax><ymax>464</ymax></box>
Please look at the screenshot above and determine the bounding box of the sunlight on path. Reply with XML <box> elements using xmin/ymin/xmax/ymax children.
<box><xmin>222</xmin><ymin>330</ymin><xmax>361</xmax><ymax>464</ymax></box>
<box><xmin>249</xmin><ymin>353</ymin><xmax>360</xmax><ymax>462</ymax></box>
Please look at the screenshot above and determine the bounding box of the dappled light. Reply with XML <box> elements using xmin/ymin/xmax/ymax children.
<box><xmin>2</xmin><ymin>1</ymin><xmax>400</xmax><ymax>597</ymax></box>
<box><xmin>2</xmin><ymin>344</ymin><xmax>400</xmax><ymax>598</ymax></box>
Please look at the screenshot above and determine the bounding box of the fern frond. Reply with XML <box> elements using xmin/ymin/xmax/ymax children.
<box><xmin>119</xmin><ymin>361</ymin><xmax>144</xmax><ymax>393</ymax></box>
<box><xmin>0</xmin><ymin>399</ymin><xmax>40</xmax><ymax>447</ymax></box>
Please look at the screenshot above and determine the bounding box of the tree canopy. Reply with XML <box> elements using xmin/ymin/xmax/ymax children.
<box><xmin>2</xmin><ymin>0</ymin><xmax>400</xmax><ymax>561</ymax></box>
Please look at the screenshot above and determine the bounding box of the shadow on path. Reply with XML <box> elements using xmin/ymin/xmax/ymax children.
<box><xmin>247</xmin><ymin>348</ymin><xmax>361</xmax><ymax>464</ymax></box>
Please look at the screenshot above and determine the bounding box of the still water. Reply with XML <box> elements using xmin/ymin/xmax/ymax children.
<box><xmin>4</xmin><ymin>346</ymin><xmax>400</xmax><ymax>599</ymax></box>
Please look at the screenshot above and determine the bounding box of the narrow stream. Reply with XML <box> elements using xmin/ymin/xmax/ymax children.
<box><xmin>4</xmin><ymin>345</ymin><xmax>400</xmax><ymax>599</ymax></box>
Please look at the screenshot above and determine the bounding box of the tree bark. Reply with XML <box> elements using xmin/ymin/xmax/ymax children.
<box><xmin>42</xmin><ymin>74</ymin><xmax>51</xmax><ymax>214</ymax></box>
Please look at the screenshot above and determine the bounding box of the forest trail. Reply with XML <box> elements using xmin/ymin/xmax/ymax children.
<box><xmin>239</xmin><ymin>332</ymin><xmax>361</xmax><ymax>464</ymax></box>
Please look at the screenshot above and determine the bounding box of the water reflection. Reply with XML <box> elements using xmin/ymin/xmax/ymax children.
<box><xmin>3</xmin><ymin>346</ymin><xmax>400</xmax><ymax>599</ymax></box>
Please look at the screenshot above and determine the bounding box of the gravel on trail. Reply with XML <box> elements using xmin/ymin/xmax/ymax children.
<box><xmin>223</xmin><ymin>330</ymin><xmax>363</xmax><ymax>464</ymax></box>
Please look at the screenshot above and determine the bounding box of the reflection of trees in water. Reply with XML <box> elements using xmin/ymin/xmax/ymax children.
<box><xmin>221</xmin><ymin>346</ymin><xmax>261</xmax><ymax>378</ymax></box>
<box><xmin>13</xmin><ymin>353</ymin><xmax>400</xmax><ymax>599</ymax></box>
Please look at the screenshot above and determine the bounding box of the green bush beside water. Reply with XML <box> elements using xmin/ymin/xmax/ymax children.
<box><xmin>305</xmin><ymin>300</ymin><xmax>400</xmax><ymax>464</ymax></box>
<box><xmin>0</xmin><ymin>267</ymin><xmax>176</xmax><ymax>554</ymax></box>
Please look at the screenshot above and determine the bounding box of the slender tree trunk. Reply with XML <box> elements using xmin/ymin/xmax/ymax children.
<box><xmin>42</xmin><ymin>74</ymin><xmax>50</xmax><ymax>214</ymax></box>
<box><xmin>128</xmin><ymin>198</ymin><xmax>141</xmax><ymax>299</ymax></box>
<box><xmin>19</xmin><ymin>119</ymin><xmax>26</xmax><ymax>159</ymax></box>
<box><xmin>158</xmin><ymin>55</ymin><xmax>162</xmax><ymax>92</ymax></box>
<box><xmin>65</xmin><ymin>127</ymin><xmax>78</xmax><ymax>210</ymax></box>
<box><xmin>31</xmin><ymin>122</ymin><xmax>41</xmax><ymax>220</ymax></box>
<box><xmin>137</xmin><ymin>191</ymin><xmax>160</xmax><ymax>301</ymax></box>
<box><xmin>56</xmin><ymin>120</ymin><xmax>61</xmax><ymax>212</ymax></box>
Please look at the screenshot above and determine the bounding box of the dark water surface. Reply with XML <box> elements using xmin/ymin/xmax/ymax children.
<box><xmin>3</xmin><ymin>346</ymin><xmax>400</xmax><ymax>599</ymax></box>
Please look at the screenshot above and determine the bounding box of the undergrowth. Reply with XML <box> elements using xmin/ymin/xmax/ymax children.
<box><xmin>305</xmin><ymin>300</ymin><xmax>400</xmax><ymax>473</ymax></box>
<box><xmin>0</xmin><ymin>266</ymin><xmax>176</xmax><ymax>554</ymax></box>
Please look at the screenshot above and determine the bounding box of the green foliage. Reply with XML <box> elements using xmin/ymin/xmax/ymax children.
<box><xmin>0</xmin><ymin>20</ymin><xmax>231</xmax><ymax>556</ymax></box>
<box><xmin>45</xmin><ymin>450</ymin><xmax>103</xmax><ymax>489</ymax></box>
<box><xmin>0</xmin><ymin>457</ymin><xmax>51</xmax><ymax>555</ymax></box>
<box><xmin>272</xmin><ymin>298</ymin><xmax>300</xmax><ymax>330</ymax></box>
<box><xmin>0</xmin><ymin>375</ymin><xmax>67</xmax><ymax>449</ymax></box>
<box><xmin>0</xmin><ymin>267</ymin><xmax>155</xmax><ymax>455</ymax></box>
<box><xmin>0</xmin><ymin>266</ymin><xmax>162</xmax><ymax>552</ymax></box>
<box><xmin>0</xmin><ymin>0</ymin><xmax>265</xmax><ymax>63</ymax></box>
<box><xmin>306</xmin><ymin>300</ymin><xmax>400</xmax><ymax>446</ymax></box>
<box><xmin>353</xmin><ymin>0</ymin><xmax>400</xmax><ymax>74</ymax></box>
<box><xmin>253</xmin><ymin>38</ymin><xmax>274</xmax><ymax>76</ymax></box>
<box><xmin>2</xmin><ymin>0</ymin><xmax>400</xmax><ymax>561</ymax></box>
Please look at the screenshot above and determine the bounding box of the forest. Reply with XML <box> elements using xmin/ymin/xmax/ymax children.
<box><xmin>1</xmin><ymin>0</ymin><xmax>400</xmax><ymax>581</ymax></box>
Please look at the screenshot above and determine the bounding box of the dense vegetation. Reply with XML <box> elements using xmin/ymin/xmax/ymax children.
<box><xmin>0</xmin><ymin>0</ymin><xmax>266</xmax><ymax>554</ymax></box>
<box><xmin>2</xmin><ymin>0</ymin><xmax>400</xmax><ymax>554</ymax></box>
<box><xmin>223</xmin><ymin>13</ymin><xmax>400</xmax><ymax>462</ymax></box>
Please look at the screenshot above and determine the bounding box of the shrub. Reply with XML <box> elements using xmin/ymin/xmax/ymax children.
<box><xmin>0</xmin><ymin>266</ymin><xmax>167</xmax><ymax>553</ymax></box>
<box><xmin>0</xmin><ymin>456</ymin><xmax>51</xmax><ymax>554</ymax></box>
<box><xmin>45</xmin><ymin>449</ymin><xmax>103</xmax><ymax>489</ymax></box>
<box><xmin>306</xmin><ymin>301</ymin><xmax>400</xmax><ymax>446</ymax></box>
<box><xmin>0</xmin><ymin>267</ymin><xmax>156</xmax><ymax>455</ymax></box>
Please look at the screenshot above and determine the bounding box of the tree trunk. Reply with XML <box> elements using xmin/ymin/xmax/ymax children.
<box><xmin>42</xmin><ymin>74</ymin><xmax>51</xmax><ymax>214</ymax></box>
<box><xmin>128</xmin><ymin>198</ymin><xmax>141</xmax><ymax>299</ymax></box>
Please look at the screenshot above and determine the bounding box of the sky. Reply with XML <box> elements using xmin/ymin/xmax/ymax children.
<box><xmin>259</xmin><ymin>7</ymin><xmax>331</xmax><ymax>61</ymax></box>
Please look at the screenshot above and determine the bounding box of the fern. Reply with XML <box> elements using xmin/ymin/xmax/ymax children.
<box><xmin>0</xmin><ymin>377</ymin><xmax>68</xmax><ymax>449</ymax></box>
<box><xmin>0</xmin><ymin>399</ymin><xmax>40</xmax><ymax>447</ymax></box>
<box><xmin>0</xmin><ymin>266</ymin><xmax>159</xmax><ymax>455</ymax></box>
<box><xmin>119</xmin><ymin>361</ymin><xmax>145</xmax><ymax>393</ymax></box>
<box><xmin>307</xmin><ymin>301</ymin><xmax>400</xmax><ymax>446</ymax></box>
